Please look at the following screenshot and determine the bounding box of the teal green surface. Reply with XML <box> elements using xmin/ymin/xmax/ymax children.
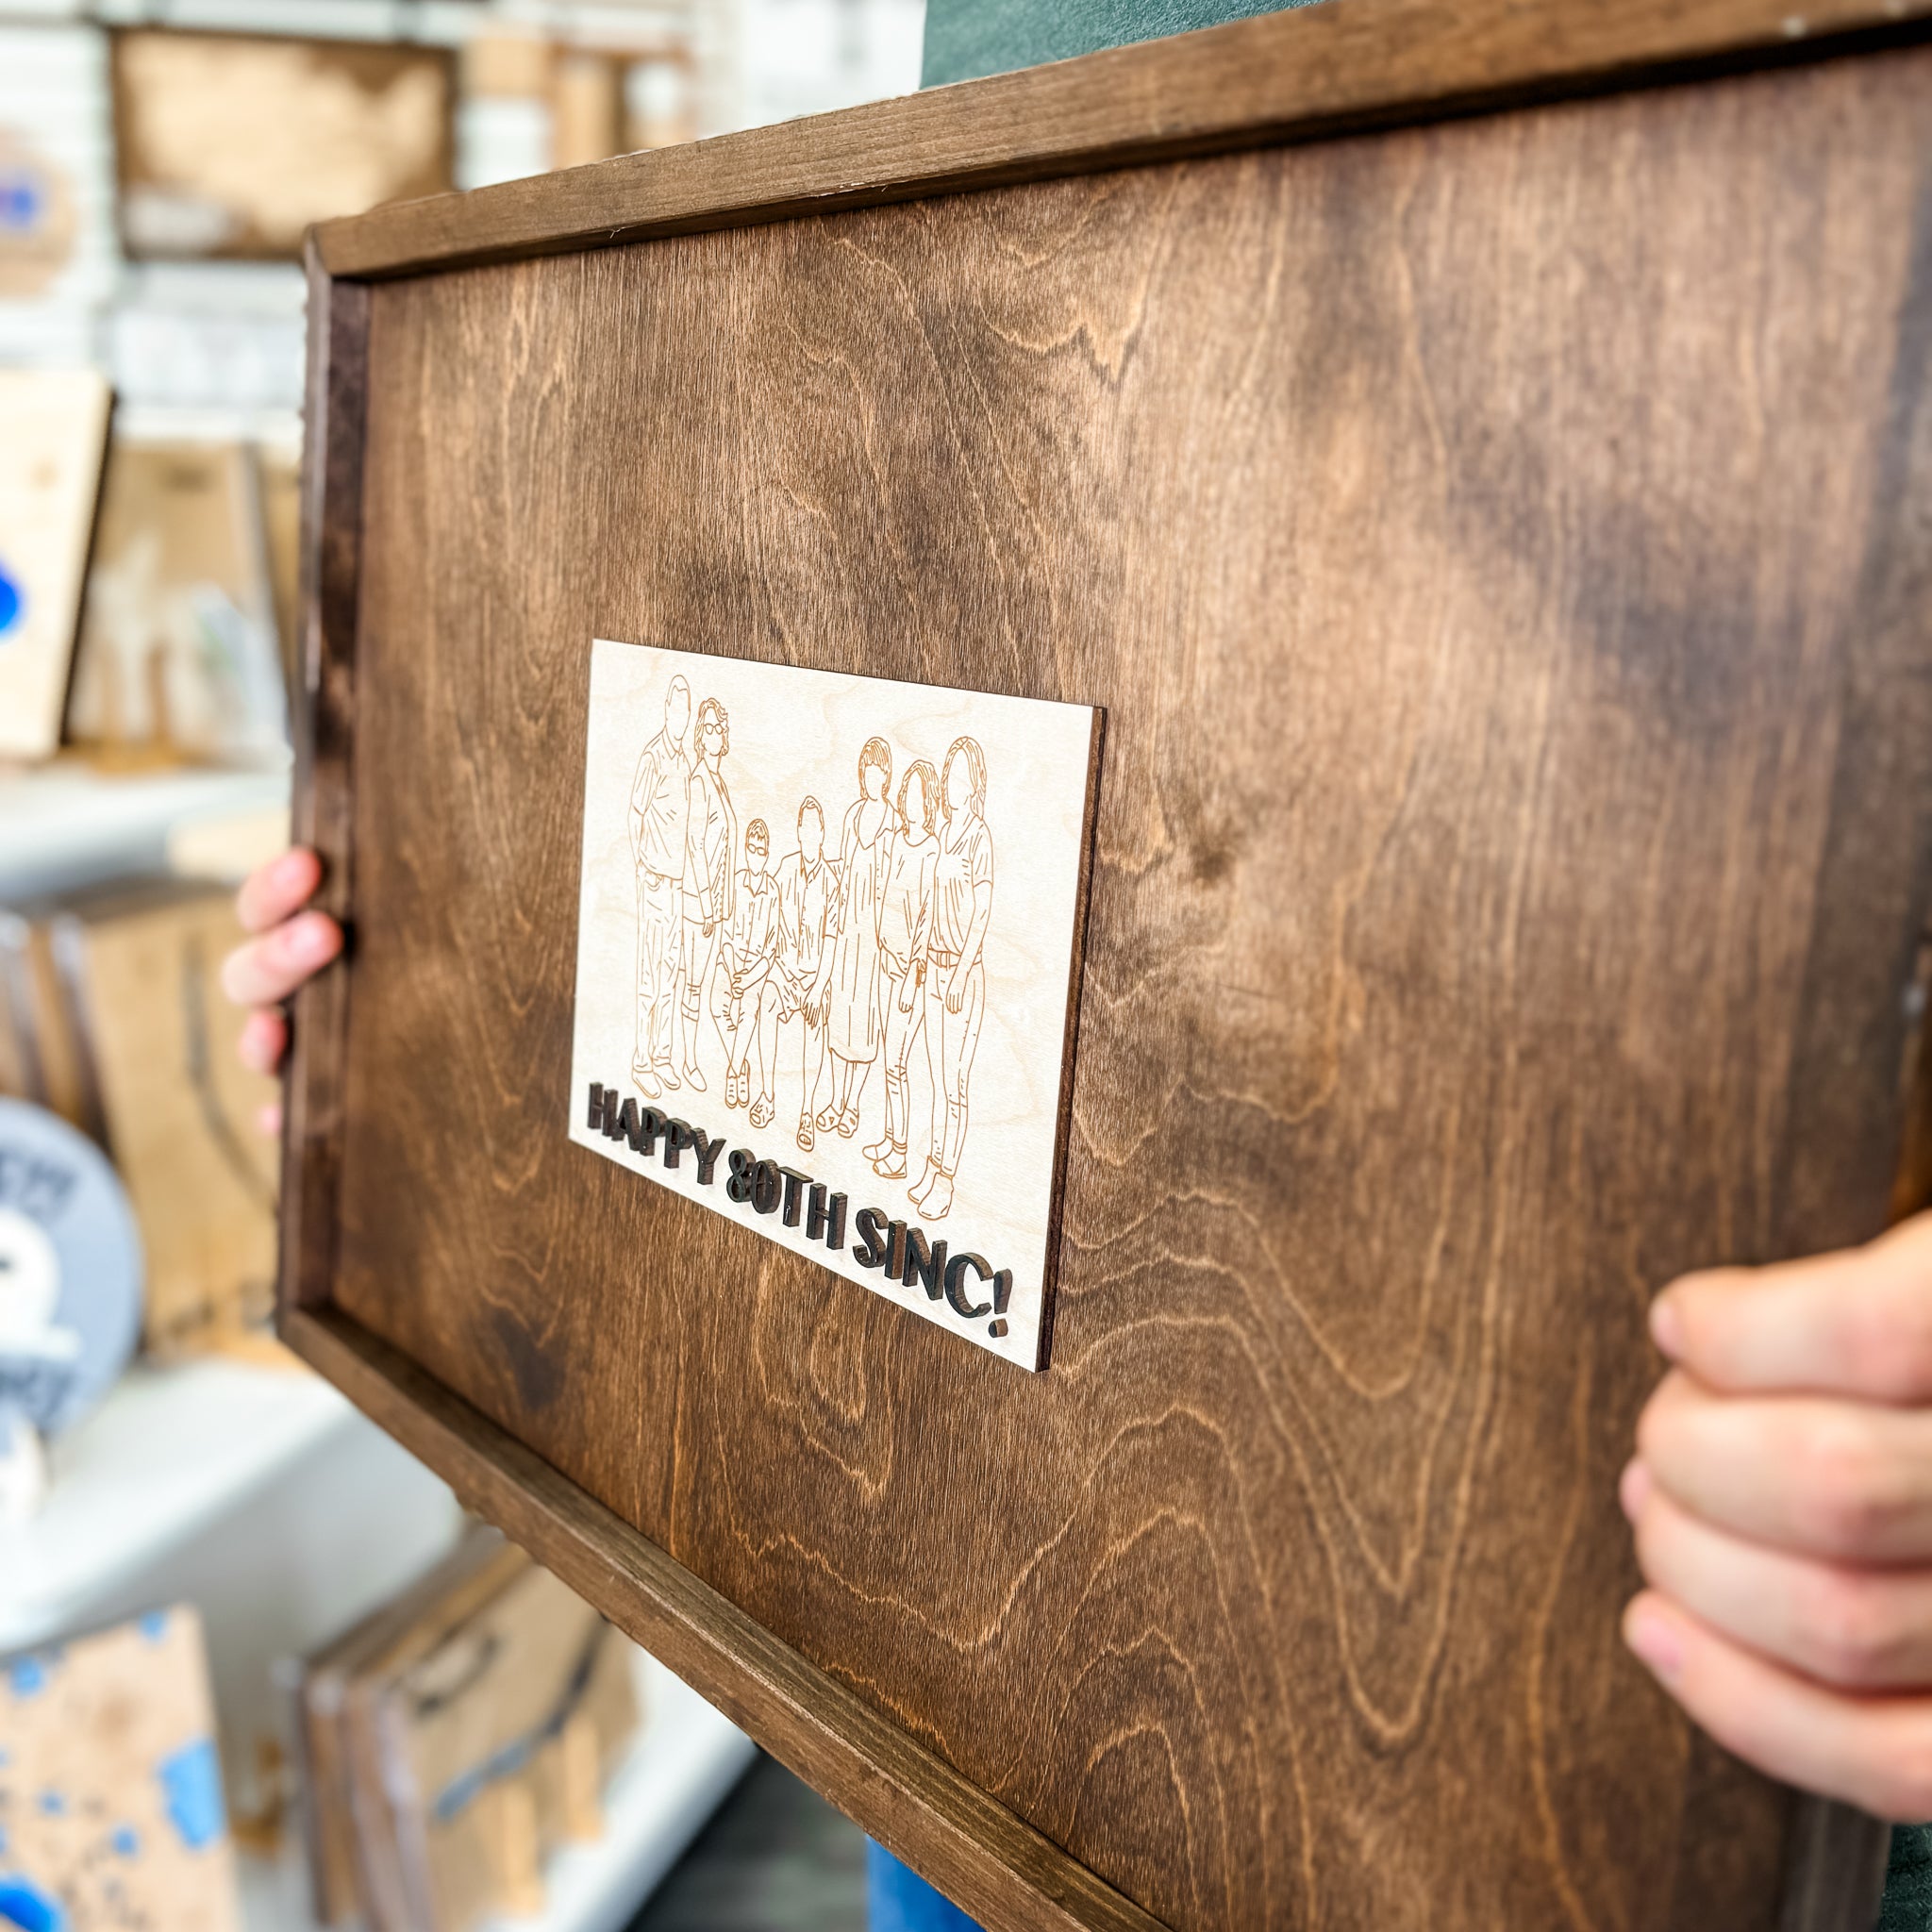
<box><xmin>1882</xmin><ymin>1825</ymin><xmax>1932</xmax><ymax>1930</ymax></box>
<box><xmin>919</xmin><ymin>0</ymin><xmax>1324</xmax><ymax>88</ymax></box>
<box><xmin>914</xmin><ymin>2</ymin><xmax>1924</xmax><ymax>1925</ymax></box>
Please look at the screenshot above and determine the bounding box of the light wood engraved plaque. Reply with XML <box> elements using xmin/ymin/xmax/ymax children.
<box><xmin>570</xmin><ymin>639</ymin><xmax>1100</xmax><ymax>1370</ymax></box>
<box><xmin>279</xmin><ymin>4</ymin><xmax>1932</xmax><ymax>1926</ymax></box>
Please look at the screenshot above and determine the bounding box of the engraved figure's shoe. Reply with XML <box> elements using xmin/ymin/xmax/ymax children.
<box><xmin>917</xmin><ymin>1170</ymin><xmax>954</xmax><ymax>1221</ymax></box>
<box><xmin>797</xmin><ymin>1117</ymin><xmax>815</xmax><ymax>1154</ymax></box>
<box><xmin>656</xmin><ymin>1058</ymin><xmax>681</xmax><ymax>1091</ymax></box>
<box><xmin>908</xmin><ymin>1159</ymin><xmax>941</xmax><ymax>1210</ymax></box>
<box><xmin>872</xmin><ymin>1142</ymin><xmax>907</xmax><ymax>1179</ymax></box>
<box><xmin>815</xmin><ymin>1105</ymin><xmax>841</xmax><ymax>1131</ymax></box>
<box><xmin>631</xmin><ymin>1060</ymin><xmax>662</xmax><ymax>1100</ymax></box>
<box><xmin>863</xmin><ymin>1137</ymin><xmax>892</xmax><ymax>1162</ymax></box>
<box><xmin>749</xmin><ymin>1095</ymin><xmax>774</xmax><ymax>1129</ymax></box>
<box><xmin>836</xmin><ymin>1106</ymin><xmax>859</xmax><ymax>1140</ymax></box>
<box><xmin>683</xmin><ymin>1061</ymin><xmax>707</xmax><ymax>1093</ymax></box>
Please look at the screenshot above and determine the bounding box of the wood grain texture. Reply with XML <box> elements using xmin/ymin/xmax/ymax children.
<box><xmin>312</xmin><ymin>0</ymin><xmax>1932</xmax><ymax>278</ymax></box>
<box><xmin>295</xmin><ymin>42</ymin><xmax>1932</xmax><ymax>1932</ymax></box>
<box><xmin>284</xmin><ymin>1306</ymin><xmax>1169</xmax><ymax>1932</ymax></box>
<box><xmin>278</xmin><ymin>249</ymin><xmax>368</xmax><ymax>1322</ymax></box>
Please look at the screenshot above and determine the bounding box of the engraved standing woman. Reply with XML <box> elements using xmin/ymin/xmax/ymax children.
<box><xmin>675</xmin><ymin>695</ymin><xmax>736</xmax><ymax>1092</ymax></box>
<box><xmin>865</xmin><ymin>758</ymin><xmax>938</xmax><ymax>1181</ymax></box>
<box><xmin>817</xmin><ymin>735</ymin><xmax>893</xmax><ymax>1141</ymax></box>
<box><xmin>911</xmin><ymin>737</ymin><xmax>993</xmax><ymax>1220</ymax></box>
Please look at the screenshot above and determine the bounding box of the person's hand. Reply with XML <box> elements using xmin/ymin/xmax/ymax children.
<box><xmin>897</xmin><ymin>974</ymin><xmax>915</xmax><ymax>1014</ymax></box>
<box><xmin>944</xmin><ymin>968</ymin><xmax>963</xmax><ymax>1015</ymax></box>
<box><xmin>1622</xmin><ymin>1212</ymin><xmax>1932</xmax><ymax>1819</ymax></box>
<box><xmin>220</xmin><ymin>848</ymin><xmax>343</xmax><ymax>1137</ymax></box>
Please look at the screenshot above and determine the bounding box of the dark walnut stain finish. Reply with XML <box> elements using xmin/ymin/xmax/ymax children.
<box><xmin>309</xmin><ymin>44</ymin><xmax>1932</xmax><ymax>1932</ymax></box>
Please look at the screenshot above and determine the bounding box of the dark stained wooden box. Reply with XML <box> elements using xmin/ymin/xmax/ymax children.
<box><xmin>280</xmin><ymin>3</ymin><xmax>1932</xmax><ymax>1924</ymax></box>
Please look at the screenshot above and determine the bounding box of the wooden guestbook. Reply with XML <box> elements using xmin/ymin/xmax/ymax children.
<box><xmin>278</xmin><ymin>2</ymin><xmax>1932</xmax><ymax>1925</ymax></box>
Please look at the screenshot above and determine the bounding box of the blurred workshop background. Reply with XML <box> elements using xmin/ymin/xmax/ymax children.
<box><xmin>0</xmin><ymin>4</ymin><xmax>921</xmax><ymax>1929</ymax></box>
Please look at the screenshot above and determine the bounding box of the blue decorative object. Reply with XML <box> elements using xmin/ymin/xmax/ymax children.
<box><xmin>138</xmin><ymin>1611</ymin><xmax>168</xmax><ymax>1644</ymax></box>
<box><xmin>157</xmin><ymin>1738</ymin><xmax>224</xmax><ymax>1852</ymax></box>
<box><xmin>5</xmin><ymin>1659</ymin><xmax>45</xmax><ymax>1700</ymax></box>
<box><xmin>0</xmin><ymin>559</ymin><xmax>23</xmax><ymax>641</ymax></box>
<box><xmin>110</xmin><ymin>1826</ymin><xmax>139</xmax><ymax>1859</ymax></box>
<box><xmin>0</xmin><ymin>1874</ymin><xmax>65</xmax><ymax>1932</ymax></box>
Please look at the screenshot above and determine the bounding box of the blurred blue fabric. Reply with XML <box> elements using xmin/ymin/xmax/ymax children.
<box><xmin>867</xmin><ymin>1841</ymin><xmax>981</xmax><ymax>1932</ymax></box>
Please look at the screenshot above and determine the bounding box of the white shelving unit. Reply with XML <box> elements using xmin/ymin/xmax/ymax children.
<box><xmin>1</xmin><ymin>1354</ymin><xmax>757</xmax><ymax>1932</ymax></box>
<box><xmin>0</xmin><ymin>757</ymin><xmax>291</xmax><ymax>897</ymax></box>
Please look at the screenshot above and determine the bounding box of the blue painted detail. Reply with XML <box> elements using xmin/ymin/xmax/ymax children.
<box><xmin>137</xmin><ymin>1611</ymin><xmax>168</xmax><ymax>1644</ymax></box>
<box><xmin>110</xmin><ymin>1826</ymin><xmax>140</xmax><ymax>1858</ymax></box>
<box><xmin>35</xmin><ymin>1792</ymin><xmax>63</xmax><ymax>1817</ymax></box>
<box><xmin>7</xmin><ymin>1658</ymin><xmax>46</xmax><ymax>1700</ymax></box>
<box><xmin>867</xmin><ymin>1843</ymin><xmax>983</xmax><ymax>1932</ymax></box>
<box><xmin>0</xmin><ymin>1874</ymin><xmax>67</xmax><ymax>1932</ymax></box>
<box><xmin>0</xmin><ymin>560</ymin><xmax>22</xmax><ymax>641</ymax></box>
<box><xmin>0</xmin><ymin>172</ymin><xmax>42</xmax><ymax>232</ymax></box>
<box><xmin>157</xmin><ymin>1738</ymin><xmax>224</xmax><ymax>1851</ymax></box>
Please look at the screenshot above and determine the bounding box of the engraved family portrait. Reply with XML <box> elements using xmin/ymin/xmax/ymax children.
<box><xmin>624</xmin><ymin>673</ymin><xmax>994</xmax><ymax>1219</ymax></box>
<box><xmin>570</xmin><ymin>638</ymin><xmax>1098</xmax><ymax>1369</ymax></box>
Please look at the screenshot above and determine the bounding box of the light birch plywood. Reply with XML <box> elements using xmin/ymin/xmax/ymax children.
<box><xmin>569</xmin><ymin>638</ymin><xmax>1100</xmax><ymax>1370</ymax></box>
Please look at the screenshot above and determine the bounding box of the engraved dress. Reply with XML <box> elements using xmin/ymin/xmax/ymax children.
<box><xmin>826</xmin><ymin>797</ymin><xmax>891</xmax><ymax>1063</ymax></box>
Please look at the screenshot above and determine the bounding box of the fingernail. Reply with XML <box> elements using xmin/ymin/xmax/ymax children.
<box><xmin>275</xmin><ymin>849</ymin><xmax>310</xmax><ymax>885</ymax></box>
<box><xmin>1649</xmin><ymin>1294</ymin><xmax>1683</xmax><ymax>1359</ymax></box>
<box><xmin>1618</xmin><ymin>1457</ymin><xmax>1652</xmax><ymax>1521</ymax></box>
<box><xmin>1624</xmin><ymin>1603</ymin><xmax>1684</xmax><ymax>1683</ymax></box>
<box><xmin>257</xmin><ymin>1102</ymin><xmax>283</xmax><ymax>1139</ymax></box>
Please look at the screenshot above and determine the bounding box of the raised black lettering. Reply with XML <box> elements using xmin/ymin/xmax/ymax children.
<box><xmin>884</xmin><ymin>1220</ymin><xmax>908</xmax><ymax>1282</ymax></box>
<box><xmin>988</xmin><ymin>1270</ymin><xmax>1015</xmax><ymax>1339</ymax></box>
<box><xmin>614</xmin><ymin>1096</ymin><xmax>640</xmax><ymax>1145</ymax></box>
<box><xmin>902</xmin><ymin>1228</ymin><xmax>947</xmax><ymax>1301</ymax></box>
<box><xmin>752</xmin><ymin>1159</ymin><xmax>782</xmax><ymax>1216</ymax></box>
<box><xmin>777</xmin><ymin>1167</ymin><xmax>811</xmax><ymax>1228</ymax></box>
<box><xmin>806</xmin><ymin>1186</ymin><xmax>847</xmax><ymax>1252</ymax></box>
<box><xmin>586</xmin><ymin>1082</ymin><xmax>612</xmax><ymax>1131</ymax></box>
<box><xmin>630</xmin><ymin>1106</ymin><xmax>665</xmax><ymax>1157</ymax></box>
<box><xmin>692</xmin><ymin>1133</ymin><xmax>726</xmax><ymax>1186</ymax></box>
<box><xmin>724</xmin><ymin>1148</ymin><xmax>757</xmax><ymax>1204</ymax></box>
<box><xmin>662</xmin><ymin>1119</ymin><xmax>694</xmax><ymax>1169</ymax></box>
<box><xmin>851</xmin><ymin>1207</ymin><xmax>888</xmax><ymax>1270</ymax></box>
<box><xmin>943</xmin><ymin>1252</ymin><xmax>994</xmax><ymax>1319</ymax></box>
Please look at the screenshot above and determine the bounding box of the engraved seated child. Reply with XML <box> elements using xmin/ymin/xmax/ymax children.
<box><xmin>714</xmin><ymin>817</ymin><xmax>777</xmax><ymax>1111</ymax></box>
<box><xmin>750</xmin><ymin>798</ymin><xmax>835</xmax><ymax>1151</ymax></box>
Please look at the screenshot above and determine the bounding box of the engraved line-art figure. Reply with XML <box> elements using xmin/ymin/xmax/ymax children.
<box><xmin>865</xmin><ymin>758</ymin><xmax>939</xmax><ymax>1182</ymax></box>
<box><xmin>716</xmin><ymin>816</ymin><xmax>777</xmax><ymax>1110</ymax></box>
<box><xmin>628</xmin><ymin>675</ymin><xmax>692</xmax><ymax>1100</ymax></box>
<box><xmin>912</xmin><ymin>737</ymin><xmax>993</xmax><ymax>1220</ymax></box>
<box><xmin>674</xmin><ymin>695</ymin><xmax>738</xmax><ymax>1093</ymax></box>
<box><xmin>816</xmin><ymin>734</ymin><xmax>894</xmax><ymax>1143</ymax></box>
<box><xmin>751</xmin><ymin>796</ymin><xmax>836</xmax><ymax>1149</ymax></box>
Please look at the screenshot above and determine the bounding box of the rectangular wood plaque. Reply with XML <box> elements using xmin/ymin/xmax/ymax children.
<box><xmin>570</xmin><ymin>638</ymin><xmax>1099</xmax><ymax>1369</ymax></box>
<box><xmin>281</xmin><ymin>5</ymin><xmax>1932</xmax><ymax>1927</ymax></box>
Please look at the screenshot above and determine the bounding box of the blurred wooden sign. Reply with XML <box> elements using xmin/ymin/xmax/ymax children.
<box><xmin>70</xmin><ymin>440</ymin><xmax>284</xmax><ymax>761</ymax></box>
<box><xmin>0</xmin><ymin>368</ymin><xmax>111</xmax><ymax>762</ymax></box>
<box><xmin>109</xmin><ymin>29</ymin><xmax>454</xmax><ymax>260</ymax></box>
<box><xmin>0</xmin><ymin>1606</ymin><xmax>242</xmax><ymax>1932</ymax></box>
